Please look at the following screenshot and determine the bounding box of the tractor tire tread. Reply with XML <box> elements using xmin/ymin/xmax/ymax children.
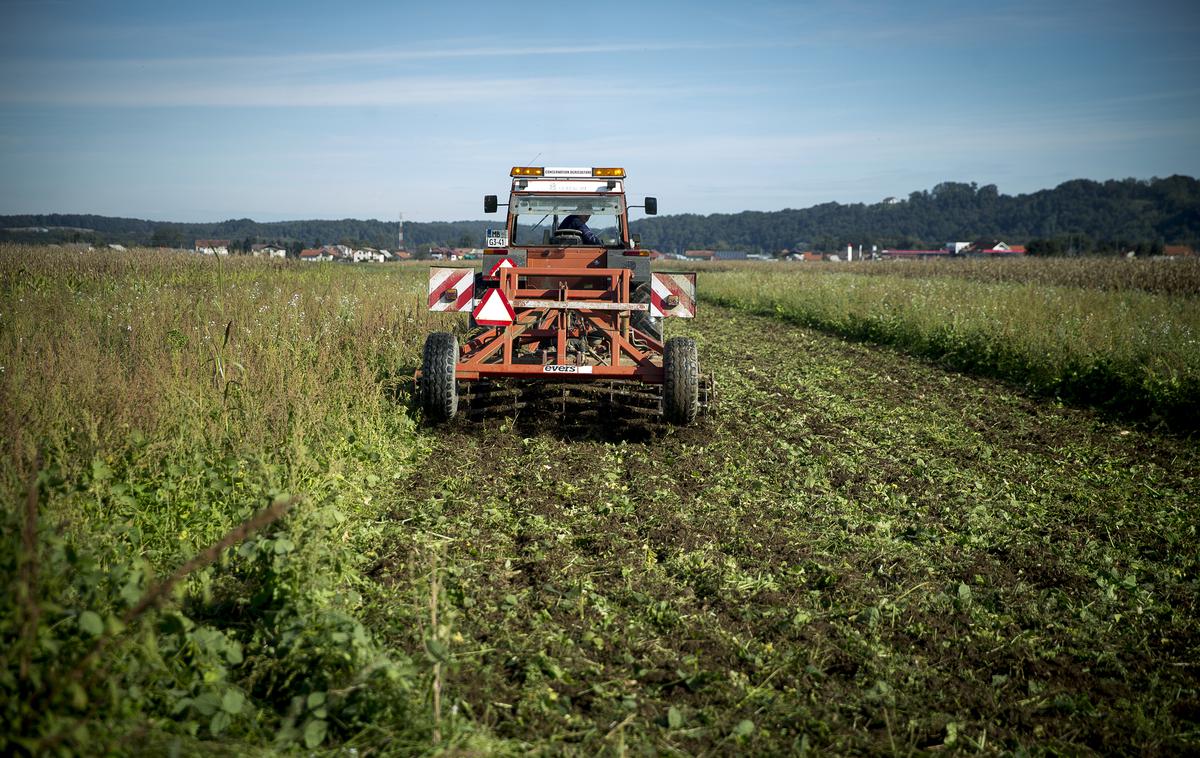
<box><xmin>421</xmin><ymin>332</ymin><xmax>459</xmax><ymax>422</ymax></box>
<box><xmin>663</xmin><ymin>336</ymin><xmax>699</xmax><ymax>425</ymax></box>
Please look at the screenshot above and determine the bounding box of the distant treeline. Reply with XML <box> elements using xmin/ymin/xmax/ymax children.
<box><xmin>3</xmin><ymin>175</ymin><xmax>1197</xmax><ymax>255</ymax></box>
<box><xmin>0</xmin><ymin>215</ymin><xmax>493</xmax><ymax>253</ymax></box>
<box><xmin>629</xmin><ymin>175</ymin><xmax>1200</xmax><ymax>254</ymax></box>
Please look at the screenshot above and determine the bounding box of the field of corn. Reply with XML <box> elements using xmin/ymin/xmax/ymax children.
<box><xmin>2</xmin><ymin>246</ymin><xmax>1198</xmax><ymax>755</ymax></box>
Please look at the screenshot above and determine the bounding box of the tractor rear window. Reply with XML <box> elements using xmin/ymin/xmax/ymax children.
<box><xmin>512</xmin><ymin>195</ymin><xmax>623</xmax><ymax>245</ymax></box>
<box><xmin>513</xmin><ymin>195</ymin><xmax>623</xmax><ymax>216</ymax></box>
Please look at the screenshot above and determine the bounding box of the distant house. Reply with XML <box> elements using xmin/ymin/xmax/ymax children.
<box><xmin>251</xmin><ymin>243</ymin><xmax>287</xmax><ymax>259</ymax></box>
<box><xmin>965</xmin><ymin>240</ymin><xmax>1025</xmax><ymax>256</ymax></box>
<box><xmin>393</xmin><ymin>250</ymin><xmax>413</xmax><ymax>260</ymax></box>
<box><xmin>1165</xmin><ymin>245</ymin><xmax>1196</xmax><ymax>257</ymax></box>
<box><xmin>352</xmin><ymin>248</ymin><xmax>389</xmax><ymax>263</ymax></box>
<box><xmin>195</xmin><ymin>239</ymin><xmax>231</xmax><ymax>256</ymax></box>
<box><xmin>684</xmin><ymin>249</ymin><xmax>716</xmax><ymax>261</ymax></box>
<box><xmin>882</xmin><ymin>248</ymin><xmax>952</xmax><ymax>260</ymax></box>
<box><xmin>307</xmin><ymin>245</ymin><xmax>349</xmax><ymax>261</ymax></box>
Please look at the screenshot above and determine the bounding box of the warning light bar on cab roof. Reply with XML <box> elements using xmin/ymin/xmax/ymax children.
<box><xmin>510</xmin><ymin>166</ymin><xmax>626</xmax><ymax>178</ymax></box>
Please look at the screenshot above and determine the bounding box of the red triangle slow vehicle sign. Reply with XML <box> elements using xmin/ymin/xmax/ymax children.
<box><xmin>472</xmin><ymin>288</ymin><xmax>516</xmax><ymax>326</ymax></box>
<box><xmin>486</xmin><ymin>257</ymin><xmax>516</xmax><ymax>278</ymax></box>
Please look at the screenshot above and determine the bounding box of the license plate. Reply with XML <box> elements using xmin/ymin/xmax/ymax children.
<box><xmin>486</xmin><ymin>229</ymin><xmax>508</xmax><ymax>248</ymax></box>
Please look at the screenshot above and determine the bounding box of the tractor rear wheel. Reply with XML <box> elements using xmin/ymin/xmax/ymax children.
<box><xmin>421</xmin><ymin>332</ymin><xmax>459</xmax><ymax>422</ymax></box>
<box><xmin>663</xmin><ymin>336</ymin><xmax>699</xmax><ymax>425</ymax></box>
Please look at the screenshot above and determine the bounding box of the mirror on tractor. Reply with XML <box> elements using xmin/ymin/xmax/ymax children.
<box><xmin>644</xmin><ymin>197</ymin><xmax>658</xmax><ymax>215</ymax></box>
<box><xmin>484</xmin><ymin>195</ymin><xmax>498</xmax><ymax>213</ymax></box>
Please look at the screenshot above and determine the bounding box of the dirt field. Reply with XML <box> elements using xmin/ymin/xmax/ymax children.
<box><xmin>367</xmin><ymin>303</ymin><xmax>1200</xmax><ymax>754</ymax></box>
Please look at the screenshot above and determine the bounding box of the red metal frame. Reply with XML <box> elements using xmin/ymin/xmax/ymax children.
<box><xmin>454</xmin><ymin>265</ymin><xmax>664</xmax><ymax>382</ymax></box>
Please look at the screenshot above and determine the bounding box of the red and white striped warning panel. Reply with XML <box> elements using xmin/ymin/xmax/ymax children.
<box><xmin>427</xmin><ymin>267</ymin><xmax>475</xmax><ymax>312</ymax></box>
<box><xmin>650</xmin><ymin>273</ymin><xmax>696</xmax><ymax>318</ymax></box>
<box><xmin>486</xmin><ymin>257</ymin><xmax>516</xmax><ymax>278</ymax></box>
<box><xmin>472</xmin><ymin>287</ymin><xmax>516</xmax><ymax>326</ymax></box>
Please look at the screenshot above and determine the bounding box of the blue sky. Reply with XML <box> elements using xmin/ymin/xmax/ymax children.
<box><xmin>1</xmin><ymin>0</ymin><xmax>1198</xmax><ymax>222</ymax></box>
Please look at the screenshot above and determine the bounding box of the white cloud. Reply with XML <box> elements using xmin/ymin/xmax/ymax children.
<box><xmin>79</xmin><ymin>39</ymin><xmax>744</xmax><ymax>69</ymax></box>
<box><xmin>2</xmin><ymin>72</ymin><xmax>737</xmax><ymax>108</ymax></box>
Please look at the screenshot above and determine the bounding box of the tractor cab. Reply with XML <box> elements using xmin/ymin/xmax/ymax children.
<box><xmin>487</xmin><ymin>166</ymin><xmax>655</xmax><ymax>251</ymax></box>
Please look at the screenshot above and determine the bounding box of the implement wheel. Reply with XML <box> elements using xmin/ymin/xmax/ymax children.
<box><xmin>421</xmin><ymin>332</ymin><xmax>459</xmax><ymax>422</ymax></box>
<box><xmin>663</xmin><ymin>337</ymin><xmax>699</xmax><ymax>425</ymax></box>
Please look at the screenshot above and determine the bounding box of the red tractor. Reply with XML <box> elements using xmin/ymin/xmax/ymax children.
<box><xmin>417</xmin><ymin>166</ymin><xmax>709</xmax><ymax>424</ymax></box>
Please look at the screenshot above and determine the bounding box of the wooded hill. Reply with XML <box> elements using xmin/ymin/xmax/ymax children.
<box><xmin>3</xmin><ymin>175</ymin><xmax>1197</xmax><ymax>254</ymax></box>
<box><xmin>630</xmin><ymin>175</ymin><xmax>1200</xmax><ymax>254</ymax></box>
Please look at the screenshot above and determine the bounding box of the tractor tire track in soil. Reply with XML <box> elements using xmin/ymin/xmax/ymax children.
<box><xmin>369</xmin><ymin>304</ymin><xmax>1200</xmax><ymax>754</ymax></box>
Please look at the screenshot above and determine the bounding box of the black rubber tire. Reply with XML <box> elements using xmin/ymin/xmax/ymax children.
<box><xmin>631</xmin><ymin>282</ymin><xmax>663</xmax><ymax>342</ymax></box>
<box><xmin>421</xmin><ymin>332</ymin><xmax>458</xmax><ymax>422</ymax></box>
<box><xmin>663</xmin><ymin>336</ymin><xmax>699</xmax><ymax>425</ymax></box>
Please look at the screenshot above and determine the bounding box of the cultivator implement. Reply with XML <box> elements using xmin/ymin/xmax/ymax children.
<box><xmin>456</xmin><ymin>376</ymin><xmax>714</xmax><ymax>422</ymax></box>
<box><xmin>415</xmin><ymin>165</ymin><xmax>711</xmax><ymax>426</ymax></box>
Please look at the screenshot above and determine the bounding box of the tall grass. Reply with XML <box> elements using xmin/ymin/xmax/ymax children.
<box><xmin>701</xmin><ymin>265</ymin><xmax>1200</xmax><ymax>430</ymax></box>
<box><xmin>662</xmin><ymin>256</ymin><xmax>1200</xmax><ymax>297</ymax></box>
<box><xmin>0</xmin><ymin>247</ymin><xmax>468</xmax><ymax>751</ymax></box>
<box><xmin>836</xmin><ymin>256</ymin><xmax>1200</xmax><ymax>297</ymax></box>
<box><xmin>1</xmin><ymin>248</ymin><xmax>436</xmax><ymax>550</ymax></box>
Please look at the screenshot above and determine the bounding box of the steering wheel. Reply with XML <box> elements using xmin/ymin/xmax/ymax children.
<box><xmin>549</xmin><ymin>228</ymin><xmax>584</xmax><ymax>245</ymax></box>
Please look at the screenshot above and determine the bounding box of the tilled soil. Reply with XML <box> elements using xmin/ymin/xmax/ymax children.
<box><xmin>368</xmin><ymin>304</ymin><xmax>1200</xmax><ymax>754</ymax></box>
